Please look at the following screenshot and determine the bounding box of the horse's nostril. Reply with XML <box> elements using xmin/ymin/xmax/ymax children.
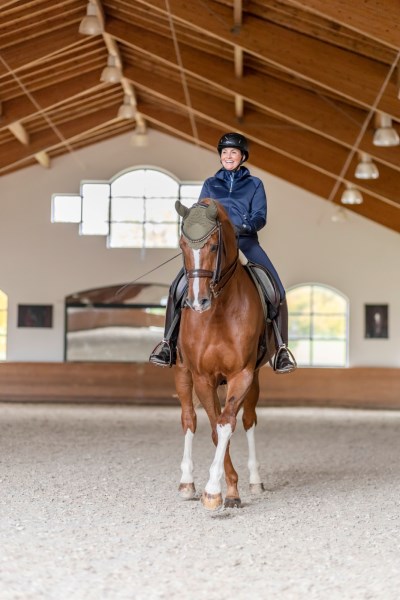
<box><xmin>200</xmin><ymin>298</ymin><xmax>211</xmax><ymax>309</ymax></box>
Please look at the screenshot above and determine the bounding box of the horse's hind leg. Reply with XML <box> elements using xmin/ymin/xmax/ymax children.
<box><xmin>223</xmin><ymin>442</ymin><xmax>241</xmax><ymax>508</ymax></box>
<box><xmin>175</xmin><ymin>367</ymin><xmax>197</xmax><ymax>500</ymax></box>
<box><xmin>179</xmin><ymin>429</ymin><xmax>196</xmax><ymax>499</ymax></box>
<box><xmin>242</xmin><ymin>372</ymin><xmax>265</xmax><ymax>494</ymax></box>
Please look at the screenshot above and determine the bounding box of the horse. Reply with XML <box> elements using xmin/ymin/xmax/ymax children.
<box><xmin>174</xmin><ymin>198</ymin><xmax>275</xmax><ymax>511</ymax></box>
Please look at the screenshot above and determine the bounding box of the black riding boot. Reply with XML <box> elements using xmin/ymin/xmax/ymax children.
<box><xmin>273</xmin><ymin>298</ymin><xmax>297</xmax><ymax>374</ymax></box>
<box><xmin>149</xmin><ymin>269</ymin><xmax>186</xmax><ymax>368</ymax></box>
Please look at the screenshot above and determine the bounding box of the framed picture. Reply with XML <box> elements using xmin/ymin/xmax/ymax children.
<box><xmin>365</xmin><ymin>304</ymin><xmax>388</xmax><ymax>339</ymax></box>
<box><xmin>18</xmin><ymin>304</ymin><xmax>53</xmax><ymax>328</ymax></box>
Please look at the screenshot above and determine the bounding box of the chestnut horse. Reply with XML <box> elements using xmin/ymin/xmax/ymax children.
<box><xmin>174</xmin><ymin>198</ymin><xmax>274</xmax><ymax>511</ymax></box>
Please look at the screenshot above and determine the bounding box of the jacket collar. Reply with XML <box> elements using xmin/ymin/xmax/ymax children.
<box><xmin>215</xmin><ymin>166</ymin><xmax>250</xmax><ymax>181</ymax></box>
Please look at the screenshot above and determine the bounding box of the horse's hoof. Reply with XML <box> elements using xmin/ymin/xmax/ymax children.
<box><xmin>201</xmin><ymin>491</ymin><xmax>223</xmax><ymax>511</ymax></box>
<box><xmin>224</xmin><ymin>496</ymin><xmax>241</xmax><ymax>509</ymax></box>
<box><xmin>178</xmin><ymin>482</ymin><xmax>196</xmax><ymax>500</ymax></box>
<box><xmin>249</xmin><ymin>483</ymin><xmax>265</xmax><ymax>495</ymax></box>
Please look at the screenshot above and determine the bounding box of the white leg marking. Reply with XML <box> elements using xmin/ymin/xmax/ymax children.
<box><xmin>180</xmin><ymin>429</ymin><xmax>194</xmax><ymax>484</ymax></box>
<box><xmin>192</xmin><ymin>249</ymin><xmax>201</xmax><ymax>309</ymax></box>
<box><xmin>246</xmin><ymin>424</ymin><xmax>262</xmax><ymax>485</ymax></box>
<box><xmin>205</xmin><ymin>424</ymin><xmax>232</xmax><ymax>494</ymax></box>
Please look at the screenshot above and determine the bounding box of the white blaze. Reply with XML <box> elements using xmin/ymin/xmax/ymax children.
<box><xmin>192</xmin><ymin>249</ymin><xmax>201</xmax><ymax>308</ymax></box>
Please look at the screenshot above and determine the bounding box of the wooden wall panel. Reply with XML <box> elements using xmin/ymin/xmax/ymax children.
<box><xmin>0</xmin><ymin>363</ymin><xmax>399</xmax><ymax>409</ymax></box>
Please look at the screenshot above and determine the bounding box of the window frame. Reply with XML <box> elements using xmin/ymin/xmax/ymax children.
<box><xmin>51</xmin><ymin>166</ymin><xmax>202</xmax><ymax>249</ymax></box>
<box><xmin>287</xmin><ymin>283</ymin><xmax>349</xmax><ymax>368</ymax></box>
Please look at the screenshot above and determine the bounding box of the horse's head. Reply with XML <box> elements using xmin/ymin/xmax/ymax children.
<box><xmin>176</xmin><ymin>198</ymin><xmax>238</xmax><ymax>312</ymax></box>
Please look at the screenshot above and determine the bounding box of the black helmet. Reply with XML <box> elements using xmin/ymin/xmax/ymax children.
<box><xmin>217</xmin><ymin>132</ymin><xmax>249</xmax><ymax>162</ymax></box>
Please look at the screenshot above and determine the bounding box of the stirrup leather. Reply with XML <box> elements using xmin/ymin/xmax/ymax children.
<box><xmin>273</xmin><ymin>344</ymin><xmax>297</xmax><ymax>372</ymax></box>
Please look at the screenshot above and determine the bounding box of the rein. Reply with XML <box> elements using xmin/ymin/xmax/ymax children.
<box><xmin>114</xmin><ymin>252</ymin><xmax>181</xmax><ymax>299</ymax></box>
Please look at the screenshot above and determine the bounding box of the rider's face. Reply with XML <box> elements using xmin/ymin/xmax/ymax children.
<box><xmin>220</xmin><ymin>147</ymin><xmax>243</xmax><ymax>171</ymax></box>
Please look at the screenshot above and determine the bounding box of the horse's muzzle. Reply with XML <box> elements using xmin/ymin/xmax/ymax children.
<box><xmin>186</xmin><ymin>296</ymin><xmax>212</xmax><ymax>312</ymax></box>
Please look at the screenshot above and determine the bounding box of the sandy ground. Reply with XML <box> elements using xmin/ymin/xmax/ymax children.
<box><xmin>1</xmin><ymin>403</ymin><xmax>400</xmax><ymax>600</ymax></box>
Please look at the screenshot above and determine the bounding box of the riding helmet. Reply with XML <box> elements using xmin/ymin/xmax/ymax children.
<box><xmin>217</xmin><ymin>132</ymin><xmax>249</xmax><ymax>162</ymax></box>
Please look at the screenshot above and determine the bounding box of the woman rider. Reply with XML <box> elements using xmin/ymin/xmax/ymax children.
<box><xmin>149</xmin><ymin>132</ymin><xmax>296</xmax><ymax>374</ymax></box>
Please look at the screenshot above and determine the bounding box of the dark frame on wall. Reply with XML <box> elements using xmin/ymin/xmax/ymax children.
<box><xmin>365</xmin><ymin>304</ymin><xmax>388</xmax><ymax>339</ymax></box>
<box><xmin>18</xmin><ymin>304</ymin><xmax>53</xmax><ymax>328</ymax></box>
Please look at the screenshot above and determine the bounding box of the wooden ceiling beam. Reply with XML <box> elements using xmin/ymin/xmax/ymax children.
<box><xmin>245</xmin><ymin>0</ymin><xmax>397</xmax><ymax>63</ymax></box>
<box><xmin>284</xmin><ymin>0</ymin><xmax>400</xmax><ymax>50</ymax></box>
<box><xmin>0</xmin><ymin>24</ymin><xmax>86</xmax><ymax>75</ymax></box>
<box><xmin>138</xmin><ymin>102</ymin><xmax>400</xmax><ymax>233</ymax></box>
<box><xmin>108</xmin><ymin>18</ymin><xmax>400</xmax><ymax>169</ymax></box>
<box><xmin>0</xmin><ymin>70</ymin><xmax>107</xmax><ymax>130</ymax></box>
<box><xmin>131</xmin><ymin>1</ymin><xmax>399</xmax><ymax>118</ymax></box>
<box><xmin>126</xmin><ymin>64</ymin><xmax>345</xmax><ymax>173</ymax></box>
<box><xmin>0</xmin><ymin>106</ymin><xmax>120</xmax><ymax>171</ymax></box>
<box><xmin>0</xmin><ymin>2</ymin><xmax>83</xmax><ymax>49</ymax></box>
<box><xmin>8</xmin><ymin>121</ymin><xmax>30</xmax><ymax>145</ymax></box>
<box><xmin>125</xmin><ymin>64</ymin><xmax>400</xmax><ymax>205</ymax></box>
<box><xmin>34</xmin><ymin>150</ymin><xmax>51</xmax><ymax>169</ymax></box>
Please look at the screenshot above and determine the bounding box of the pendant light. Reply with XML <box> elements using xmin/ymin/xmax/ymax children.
<box><xmin>79</xmin><ymin>2</ymin><xmax>102</xmax><ymax>36</ymax></box>
<box><xmin>354</xmin><ymin>153</ymin><xmax>379</xmax><ymax>179</ymax></box>
<box><xmin>373</xmin><ymin>113</ymin><xmax>399</xmax><ymax>147</ymax></box>
<box><xmin>341</xmin><ymin>184</ymin><xmax>363</xmax><ymax>205</ymax></box>
<box><xmin>117</xmin><ymin>95</ymin><xmax>137</xmax><ymax>119</ymax></box>
<box><xmin>100</xmin><ymin>55</ymin><xmax>122</xmax><ymax>84</ymax></box>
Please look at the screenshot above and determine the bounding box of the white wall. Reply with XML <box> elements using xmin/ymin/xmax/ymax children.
<box><xmin>0</xmin><ymin>130</ymin><xmax>399</xmax><ymax>366</ymax></box>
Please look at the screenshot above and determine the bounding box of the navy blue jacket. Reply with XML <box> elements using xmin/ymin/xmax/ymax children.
<box><xmin>199</xmin><ymin>166</ymin><xmax>266</xmax><ymax>236</ymax></box>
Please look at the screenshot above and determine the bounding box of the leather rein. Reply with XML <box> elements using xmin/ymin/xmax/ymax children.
<box><xmin>182</xmin><ymin>221</ymin><xmax>239</xmax><ymax>298</ymax></box>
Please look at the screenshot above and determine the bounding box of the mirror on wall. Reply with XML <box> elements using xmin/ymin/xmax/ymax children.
<box><xmin>65</xmin><ymin>283</ymin><xmax>168</xmax><ymax>362</ymax></box>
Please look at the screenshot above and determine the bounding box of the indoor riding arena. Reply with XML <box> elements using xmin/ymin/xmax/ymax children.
<box><xmin>0</xmin><ymin>2</ymin><xmax>399</xmax><ymax>600</ymax></box>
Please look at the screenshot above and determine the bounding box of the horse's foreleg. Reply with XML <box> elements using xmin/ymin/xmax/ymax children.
<box><xmin>192</xmin><ymin>379</ymin><xmax>226</xmax><ymax>511</ymax></box>
<box><xmin>175</xmin><ymin>367</ymin><xmax>197</xmax><ymax>500</ymax></box>
<box><xmin>217</xmin><ymin>368</ymin><xmax>255</xmax><ymax>507</ymax></box>
<box><xmin>203</xmin><ymin>422</ymin><xmax>233</xmax><ymax>510</ymax></box>
<box><xmin>242</xmin><ymin>373</ymin><xmax>265</xmax><ymax>494</ymax></box>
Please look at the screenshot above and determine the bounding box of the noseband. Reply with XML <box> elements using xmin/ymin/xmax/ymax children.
<box><xmin>182</xmin><ymin>219</ymin><xmax>238</xmax><ymax>298</ymax></box>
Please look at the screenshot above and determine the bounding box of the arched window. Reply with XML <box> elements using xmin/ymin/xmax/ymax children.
<box><xmin>51</xmin><ymin>167</ymin><xmax>202</xmax><ymax>249</ymax></box>
<box><xmin>0</xmin><ymin>290</ymin><xmax>8</xmax><ymax>361</ymax></box>
<box><xmin>287</xmin><ymin>284</ymin><xmax>348</xmax><ymax>367</ymax></box>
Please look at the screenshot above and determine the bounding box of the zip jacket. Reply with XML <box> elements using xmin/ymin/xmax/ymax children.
<box><xmin>199</xmin><ymin>166</ymin><xmax>267</xmax><ymax>236</ymax></box>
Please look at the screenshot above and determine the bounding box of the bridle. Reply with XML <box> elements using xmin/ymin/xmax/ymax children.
<box><xmin>181</xmin><ymin>218</ymin><xmax>238</xmax><ymax>298</ymax></box>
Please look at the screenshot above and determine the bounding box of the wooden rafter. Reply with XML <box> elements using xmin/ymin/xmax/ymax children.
<box><xmin>0</xmin><ymin>0</ymin><xmax>398</xmax><ymax>235</ymax></box>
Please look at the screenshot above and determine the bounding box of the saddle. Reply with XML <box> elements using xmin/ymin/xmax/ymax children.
<box><xmin>244</xmin><ymin>261</ymin><xmax>281</xmax><ymax>321</ymax></box>
<box><xmin>243</xmin><ymin>261</ymin><xmax>282</xmax><ymax>370</ymax></box>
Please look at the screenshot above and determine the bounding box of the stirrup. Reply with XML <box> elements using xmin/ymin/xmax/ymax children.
<box><xmin>273</xmin><ymin>344</ymin><xmax>297</xmax><ymax>373</ymax></box>
<box><xmin>149</xmin><ymin>340</ymin><xmax>174</xmax><ymax>368</ymax></box>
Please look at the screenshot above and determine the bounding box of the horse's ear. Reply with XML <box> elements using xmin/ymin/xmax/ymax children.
<box><xmin>205</xmin><ymin>200</ymin><xmax>218</xmax><ymax>221</ymax></box>
<box><xmin>175</xmin><ymin>200</ymin><xmax>189</xmax><ymax>219</ymax></box>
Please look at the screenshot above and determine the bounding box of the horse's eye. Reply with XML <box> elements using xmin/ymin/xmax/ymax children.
<box><xmin>210</xmin><ymin>244</ymin><xmax>218</xmax><ymax>253</ymax></box>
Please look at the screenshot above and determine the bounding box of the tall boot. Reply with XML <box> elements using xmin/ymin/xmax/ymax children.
<box><xmin>149</xmin><ymin>269</ymin><xmax>186</xmax><ymax>367</ymax></box>
<box><xmin>272</xmin><ymin>298</ymin><xmax>297</xmax><ymax>374</ymax></box>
